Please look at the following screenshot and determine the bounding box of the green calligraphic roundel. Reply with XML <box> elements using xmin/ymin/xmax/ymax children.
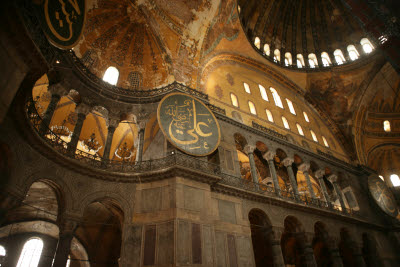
<box><xmin>157</xmin><ymin>93</ymin><xmax>221</xmax><ymax>156</ymax></box>
<box><xmin>33</xmin><ymin>0</ymin><xmax>86</xmax><ymax>49</ymax></box>
<box><xmin>368</xmin><ymin>175</ymin><xmax>398</xmax><ymax>218</ymax></box>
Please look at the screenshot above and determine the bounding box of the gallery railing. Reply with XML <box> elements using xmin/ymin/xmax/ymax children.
<box><xmin>25</xmin><ymin>98</ymin><xmax>353</xmax><ymax>215</ymax></box>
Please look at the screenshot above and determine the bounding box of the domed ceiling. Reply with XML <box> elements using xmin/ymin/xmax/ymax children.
<box><xmin>73</xmin><ymin>0</ymin><xmax>223</xmax><ymax>89</ymax></box>
<box><xmin>238</xmin><ymin>0</ymin><xmax>369</xmax><ymax>68</ymax></box>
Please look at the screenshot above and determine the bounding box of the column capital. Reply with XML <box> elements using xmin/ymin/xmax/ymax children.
<box><xmin>75</xmin><ymin>103</ymin><xmax>91</xmax><ymax>115</ymax></box>
<box><xmin>107</xmin><ymin>118</ymin><xmax>120</xmax><ymax>129</ymax></box>
<box><xmin>48</xmin><ymin>82</ymin><xmax>68</xmax><ymax>97</ymax></box>
<box><xmin>263</xmin><ymin>151</ymin><xmax>275</xmax><ymax>161</ymax></box>
<box><xmin>315</xmin><ymin>169</ymin><xmax>325</xmax><ymax>179</ymax></box>
<box><xmin>244</xmin><ymin>145</ymin><xmax>256</xmax><ymax>154</ymax></box>
<box><xmin>298</xmin><ymin>163</ymin><xmax>310</xmax><ymax>173</ymax></box>
<box><xmin>328</xmin><ymin>174</ymin><xmax>338</xmax><ymax>183</ymax></box>
<box><xmin>58</xmin><ymin>216</ymin><xmax>79</xmax><ymax>235</ymax></box>
<box><xmin>137</xmin><ymin>120</ymin><xmax>146</xmax><ymax>131</ymax></box>
<box><xmin>282</xmin><ymin>158</ymin><xmax>294</xmax><ymax>167</ymax></box>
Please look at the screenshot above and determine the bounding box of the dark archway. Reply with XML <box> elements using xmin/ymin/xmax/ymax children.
<box><xmin>339</xmin><ymin>228</ymin><xmax>356</xmax><ymax>267</ymax></box>
<box><xmin>313</xmin><ymin>222</ymin><xmax>334</xmax><ymax>267</ymax></box>
<box><xmin>281</xmin><ymin>216</ymin><xmax>307</xmax><ymax>267</ymax></box>
<box><xmin>75</xmin><ymin>198</ymin><xmax>124</xmax><ymax>267</ymax></box>
<box><xmin>249</xmin><ymin>209</ymin><xmax>274</xmax><ymax>267</ymax></box>
<box><xmin>362</xmin><ymin>233</ymin><xmax>382</xmax><ymax>267</ymax></box>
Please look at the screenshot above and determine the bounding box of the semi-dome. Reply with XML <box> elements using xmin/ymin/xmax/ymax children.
<box><xmin>238</xmin><ymin>0</ymin><xmax>378</xmax><ymax>70</ymax></box>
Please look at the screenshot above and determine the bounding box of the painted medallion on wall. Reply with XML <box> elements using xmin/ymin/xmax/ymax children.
<box><xmin>33</xmin><ymin>0</ymin><xmax>86</xmax><ymax>49</ymax></box>
<box><xmin>368</xmin><ymin>175</ymin><xmax>398</xmax><ymax>218</ymax></box>
<box><xmin>157</xmin><ymin>93</ymin><xmax>220</xmax><ymax>156</ymax></box>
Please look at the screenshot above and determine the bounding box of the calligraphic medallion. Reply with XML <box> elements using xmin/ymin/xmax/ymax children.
<box><xmin>157</xmin><ymin>93</ymin><xmax>221</xmax><ymax>156</ymax></box>
<box><xmin>368</xmin><ymin>175</ymin><xmax>398</xmax><ymax>218</ymax></box>
<box><xmin>33</xmin><ymin>0</ymin><xmax>86</xmax><ymax>49</ymax></box>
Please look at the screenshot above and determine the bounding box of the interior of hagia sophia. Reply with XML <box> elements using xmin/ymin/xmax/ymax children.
<box><xmin>0</xmin><ymin>0</ymin><xmax>400</xmax><ymax>266</ymax></box>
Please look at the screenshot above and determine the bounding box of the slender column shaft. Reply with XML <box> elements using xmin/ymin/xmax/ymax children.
<box><xmin>248</xmin><ymin>152</ymin><xmax>259</xmax><ymax>184</ymax></box>
<box><xmin>353</xmin><ymin>244</ymin><xmax>367</xmax><ymax>267</ymax></box>
<box><xmin>315</xmin><ymin>170</ymin><xmax>332</xmax><ymax>208</ymax></box>
<box><xmin>330</xmin><ymin>248</ymin><xmax>344</xmax><ymax>267</ymax></box>
<box><xmin>267</xmin><ymin>159</ymin><xmax>281</xmax><ymax>196</ymax></box>
<box><xmin>103</xmin><ymin>126</ymin><xmax>116</xmax><ymax>161</ymax></box>
<box><xmin>303</xmin><ymin>244</ymin><xmax>318</xmax><ymax>267</ymax></box>
<box><xmin>67</xmin><ymin>113</ymin><xmax>86</xmax><ymax>155</ymax></box>
<box><xmin>333</xmin><ymin>182</ymin><xmax>347</xmax><ymax>213</ymax></box>
<box><xmin>39</xmin><ymin>93</ymin><xmax>61</xmax><ymax>134</ymax></box>
<box><xmin>271</xmin><ymin>240</ymin><xmax>285</xmax><ymax>267</ymax></box>
<box><xmin>137</xmin><ymin>128</ymin><xmax>145</xmax><ymax>163</ymax></box>
<box><xmin>284</xmin><ymin>159</ymin><xmax>299</xmax><ymax>199</ymax></box>
<box><xmin>304</xmin><ymin>171</ymin><xmax>316</xmax><ymax>199</ymax></box>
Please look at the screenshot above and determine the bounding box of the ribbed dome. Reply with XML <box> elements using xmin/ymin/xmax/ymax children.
<box><xmin>238</xmin><ymin>0</ymin><xmax>375</xmax><ymax>70</ymax></box>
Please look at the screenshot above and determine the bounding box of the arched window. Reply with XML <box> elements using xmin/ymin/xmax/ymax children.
<box><xmin>383</xmin><ymin>120</ymin><xmax>391</xmax><ymax>132</ymax></box>
<box><xmin>282</xmin><ymin>116</ymin><xmax>290</xmax><ymax>129</ymax></box>
<box><xmin>238</xmin><ymin>5</ymin><xmax>241</xmax><ymax>13</ymax></box>
<box><xmin>274</xmin><ymin>49</ymin><xmax>280</xmax><ymax>62</ymax></box>
<box><xmin>0</xmin><ymin>245</ymin><xmax>5</xmax><ymax>266</ymax></box>
<box><xmin>334</xmin><ymin>49</ymin><xmax>346</xmax><ymax>65</ymax></box>
<box><xmin>347</xmin><ymin>45</ymin><xmax>359</xmax><ymax>60</ymax></box>
<box><xmin>310</xmin><ymin>130</ymin><xmax>318</xmax><ymax>142</ymax></box>
<box><xmin>390</xmin><ymin>174</ymin><xmax>400</xmax><ymax>187</ymax></box>
<box><xmin>308</xmin><ymin>53</ymin><xmax>318</xmax><ymax>68</ymax></box>
<box><xmin>322</xmin><ymin>136</ymin><xmax>329</xmax><ymax>147</ymax></box>
<box><xmin>286</xmin><ymin>98</ymin><xmax>296</xmax><ymax>115</ymax></box>
<box><xmin>296</xmin><ymin>123</ymin><xmax>304</xmax><ymax>136</ymax></box>
<box><xmin>264</xmin><ymin>44</ymin><xmax>270</xmax><ymax>56</ymax></box>
<box><xmin>284</xmin><ymin>52</ymin><xmax>292</xmax><ymax>66</ymax></box>
<box><xmin>230</xmin><ymin>93</ymin><xmax>239</xmax><ymax>107</ymax></box>
<box><xmin>297</xmin><ymin>54</ymin><xmax>305</xmax><ymax>68</ymax></box>
<box><xmin>270</xmin><ymin>87</ymin><xmax>283</xmax><ymax>108</ymax></box>
<box><xmin>321</xmin><ymin>52</ymin><xmax>331</xmax><ymax>67</ymax></box>
<box><xmin>266</xmin><ymin>109</ymin><xmax>274</xmax><ymax>122</ymax></box>
<box><xmin>17</xmin><ymin>238</ymin><xmax>44</xmax><ymax>267</ymax></box>
<box><xmin>259</xmin><ymin>85</ymin><xmax>268</xmax><ymax>101</ymax></box>
<box><xmin>303</xmin><ymin>111</ymin><xmax>309</xmax><ymax>122</ymax></box>
<box><xmin>103</xmin><ymin>66</ymin><xmax>119</xmax><ymax>85</ymax></box>
<box><xmin>379</xmin><ymin>175</ymin><xmax>384</xmax><ymax>180</ymax></box>
<box><xmin>243</xmin><ymin>82</ymin><xmax>251</xmax><ymax>94</ymax></box>
<box><xmin>360</xmin><ymin>38</ymin><xmax>374</xmax><ymax>53</ymax></box>
<box><xmin>248</xmin><ymin>101</ymin><xmax>257</xmax><ymax>115</ymax></box>
<box><xmin>254</xmin><ymin>37</ymin><xmax>261</xmax><ymax>49</ymax></box>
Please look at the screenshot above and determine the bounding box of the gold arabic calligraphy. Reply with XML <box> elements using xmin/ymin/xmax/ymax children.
<box><xmin>166</xmin><ymin>99</ymin><xmax>213</xmax><ymax>149</ymax></box>
<box><xmin>44</xmin><ymin>0</ymin><xmax>82</xmax><ymax>42</ymax></box>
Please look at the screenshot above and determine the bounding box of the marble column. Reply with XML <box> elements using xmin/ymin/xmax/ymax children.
<box><xmin>119</xmin><ymin>223</ymin><xmax>142</xmax><ymax>267</ymax></box>
<box><xmin>352</xmin><ymin>243</ymin><xmax>367</xmax><ymax>267</ymax></box>
<box><xmin>270</xmin><ymin>228</ymin><xmax>285</xmax><ymax>267</ymax></box>
<box><xmin>283</xmin><ymin>158</ymin><xmax>300</xmax><ymax>200</ymax></box>
<box><xmin>327</xmin><ymin>237</ymin><xmax>344</xmax><ymax>267</ymax></box>
<box><xmin>136</xmin><ymin>120</ymin><xmax>146</xmax><ymax>163</ymax></box>
<box><xmin>263</xmin><ymin>151</ymin><xmax>281</xmax><ymax>196</ymax></box>
<box><xmin>39</xmin><ymin>83</ymin><xmax>66</xmax><ymax>135</ymax></box>
<box><xmin>315</xmin><ymin>169</ymin><xmax>332</xmax><ymax>208</ymax></box>
<box><xmin>52</xmin><ymin>216</ymin><xmax>78</xmax><ymax>267</ymax></box>
<box><xmin>303</xmin><ymin>242</ymin><xmax>318</xmax><ymax>267</ymax></box>
<box><xmin>102</xmin><ymin>118</ymin><xmax>119</xmax><ymax>162</ymax></box>
<box><xmin>244</xmin><ymin>145</ymin><xmax>258</xmax><ymax>185</ymax></box>
<box><xmin>298</xmin><ymin>163</ymin><xmax>316</xmax><ymax>199</ymax></box>
<box><xmin>328</xmin><ymin>174</ymin><xmax>347</xmax><ymax>213</ymax></box>
<box><xmin>67</xmin><ymin>103</ymin><xmax>90</xmax><ymax>156</ymax></box>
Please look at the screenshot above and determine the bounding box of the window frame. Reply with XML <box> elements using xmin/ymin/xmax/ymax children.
<box><xmin>296</xmin><ymin>123</ymin><xmax>304</xmax><ymax>136</ymax></box>
<box><xmin>16</xmin><ymin>238</ymin><xmax>44</xmax><ymax>267</ymax></box>
<box><xmin>286</xmin><ymin>98</ymin><xmax>296</xmax><ymax>115</ymax></box>
<box><xmin>243</xmin><ymin>82</ymin><xmax>251</xmax><ymax>94</ymax></box>
<box><xmin>310</xmin><ymin>130</ymin><xmax>318</xmax><ymax>142</ymax></box>
<box><xmin>103</xmin><ymin>66</ymin><xmax>119</xmax><ymax>85</ymax></box>
<box><xmin>282</xmin><ymin>116</ymin><xmax>290</xmax><ymax>129</ymax></box>
<box><xmin>266</xmin><ymin>109</ymin><xmax>274</xmax><ymax>122</ymax></box>
<box><xmin>259</xmin><ymin>84</ymin><xmax>269</xmax><ymax>101</ymax></box>
<box><xmin>270</xmin><ymin>87</ymin><xmax>283</xmax><ymax>109</ymax></box>
<box><xmin>248</xmin><ymin>101</ymin><xmax>257</xmax><ymax>115</ymax></box>
<box><xmin>230</xmin><ymin>93</ymin><xmax>239</xmax><ymax>107</ymax></box>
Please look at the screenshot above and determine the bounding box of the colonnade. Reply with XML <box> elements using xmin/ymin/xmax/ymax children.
<box><xmin>34</xmin><ymin>81</ymin><xmax>147</xmax><ymax>164</ymax></box>
<box><xmin>243</xmin><ymin>144</ymin><xmax>348</xmax><ymax>212</ymax></box>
